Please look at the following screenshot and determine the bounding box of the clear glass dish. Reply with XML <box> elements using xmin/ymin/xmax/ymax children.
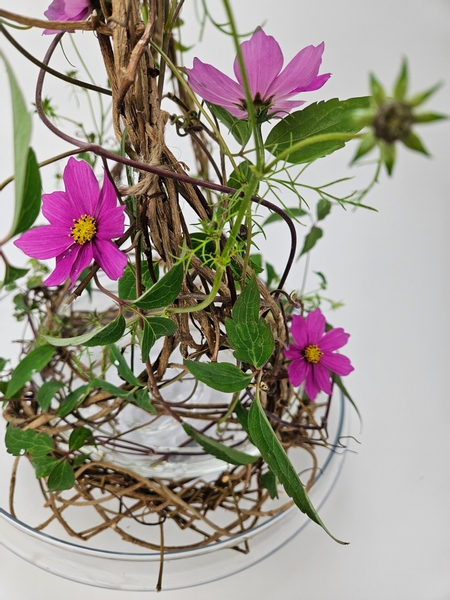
<box><xmin>0</xmin><ymin>392</ymin><xmax>349</xmax><ymax>591</ymax></box>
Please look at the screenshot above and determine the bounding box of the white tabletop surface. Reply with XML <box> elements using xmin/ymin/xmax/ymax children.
<box><xmin>1</xmin><ymin>1</ymin><xmax>449</xmax><ymax>598</ymax></box>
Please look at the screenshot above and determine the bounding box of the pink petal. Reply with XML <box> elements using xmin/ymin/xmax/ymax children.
<box><xmin>69</xmin><ymin>242</ymin><xmax>93</xmax><ymax>283</ymax></box>
<box><xmin>233</xmin><ymin>28</ymin><xmax>283</xmax><ymax>99</ymax></box>
<box><xmin>14</xmin><ymin>225</ymin><xmax>72</xmax><ymax>259</ymax></box>
<box><xmin>43</xmin><ymin>244</ymin><xmax>81</xmax><ymax>286</ymax></box>
<box><xmin>96</xmin><ymin>206</ymin><xmax>125</xmax><ymax>240</ymax></box>
<box><xmin>44</xmin><ymin>0</ymin><xmax>90</xmax><ymax>20</ymax></box>
<box><xmin>269</xmin><ymin>99</ymin><xmax>305</xmax><ymax>117</ymax></box>
<box><xmin>186</xmin><ymin>59</ymin><xmax>244</xmax><ymax>110</ymax></box>
<box><xmin>41</xmin><ymin>191</ymin><xmax>78</xmax><ymax>227</ymax></box>
<box><xmin>305</xmin><ymin>308</ymin><xmax>326</xmax><ymax>345</ymax></box>
<box><xmin>95</xmin><ymin>171</ymin><xmax>120</xmax><ymax>217</ymax></box>
<box><xmin>267</xmin><ymin>43</ymin><xmax>327</xmax><ymax>99</ymax></box>
<box><xmin>313</xmin><ymin>362</ymin><xmax>333</xmax><ymax>395</ymax></box>
<box><xmin>290</xmin><ymin>314</ymin><xmax>308</xmax><ymax>348</ymax></box>
<box><xmin>63</xmin><ymin>158</ymin><xmax>99</xmax><ymax>216</ymax></box>
<box><xmin>320</xmin><ymin>328</ymin><xmax>350</xmax><ymax>352</ymax></box>
<box><xmin>304</xmin><ymin>367</ymin><xmax>320</xmax><ymax>400</ymax></box>
<box><xmin>320</xmin><ymin>352</ymin><xmax>354</xmax><ymax>376</ymax></box>
<box><xmin>92</xmin><ymin>239</ymin><xmax>127</xmax><ymax>280</ymax></box>
<box><xmin>284</xmin><ymin>344</ymin><xmax>301</xmax><ymax>360</ymax></box>
<box><xmin>287</xmin><ymin>358</ymin><xmax>308</xmax><ymax>387</ymax></box>
<box><xmin>291</xmin><ymin>72</ymin><xmax>331</xmax><ymax>94</ymax></box>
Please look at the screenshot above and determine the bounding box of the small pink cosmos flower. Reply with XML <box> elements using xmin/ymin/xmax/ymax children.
<box><xmin>43</xmin><ymin>0</ymin><xmax>92</xmax><ymax>35</ymax></box>
<box><xmin>185</xmin><ymin>27</ymin><xmax>330</xmax><ymax>120</ymax></box>
<box><xmin>284</xmin><ymin>308</ymin><xmax>354</xmax><ymax>400</ymax></box>
<box><xmin>14</xmin><ymin>158</ymin><xmax>127</xmax><ymax>287</ymax></box>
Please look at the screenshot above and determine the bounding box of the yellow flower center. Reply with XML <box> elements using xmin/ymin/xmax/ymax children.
<box><xmin>70</xmin><ymin>214</ymin><xmax>97</xmax><ymax>245</ymax></box>
<box><xmin>304</xmin><ymin>344</ymin><xmax>323</xmax><ymax>364</ymax></box>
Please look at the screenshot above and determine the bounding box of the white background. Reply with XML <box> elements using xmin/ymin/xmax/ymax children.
<box><xmin>1</xmin><ymin>0</ymin><xmax>450</xmax><ymax>598</ymax></box>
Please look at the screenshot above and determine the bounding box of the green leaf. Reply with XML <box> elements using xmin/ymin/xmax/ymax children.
<box><xmin>47</xmin><ymin>460</ymin><xmax>75</xmax><ymax>491</ymax></box>
<box><xmin>89</xmin><ymin>378</ymin><xmax>135</xmax><ymax>400</ymax></box>
<box><xmin>109</xmin><ymin>344</ymin><xmax>142</xmax><ymax>387</ymax></box>
<box><xmin>32</xmin><ymin>455</ymin><xmax>59</xmax><ymax>478</ymax></box>
<box><xmin>266</xmin><ymin>97</ymin><xmax>371</xmax><ymax>164</ymax></box>
<box><xmin>231</xmin><ymin>273</ymin><xmax>259</xmax><ymax>323</ymax></box>
<box><xmin>299</xmin><ymin>226</ymin><xmax>323</xmax><ymax>257</ymax></box>
<box><xmin>5</xmin><ymin>426</ymin><xmax>53</xmax><ymax>457</ymax></box>
<box><xmin>133</xmin><ymin>388</ymin><xmax>157</xmax><ymax>413</ymax></box>
<box><xmin>5</xmin><ymin>345</ymin><xmax>55</xmax><ymax>397</ymax></box>
<box><xmin>227</xmin><ymin>161</ymin><xmax>258</xmax><ymax>193</ymax></box>
<box><xmin>69</xmin><ymin>427</ymin><xmax>95</xmax><ymax>451</ymax></box>
<box><xmin>134</xmin><ymin>263</ymin><xmax>183</xmax><ymax>310</ymax></box>
<box><xmin>57</xmin><ymin>384</ymin><xmax>89</xmax><ymax>418</ymax></box>
<box><xmin>2</xmin><ymin>263</ymin><xmax>29</xmax><ymax>288</ymax></box>
<box><xmin>226</xmin><ymin>319</ymin><xmax>274</xmax><ymax>368</ymax></box>
<box><xmin>182</xmin><ymin>422</ymin><xmax>258</xmax><ymax>466</ymax></box>
<box><xmin>42</xmin><ymin>315</ymin><xmax>126</xmax><ymax>347</ymax></box>
<box><xmin>248</xmin><ymin>397</ymin><xmax>347</xmax><ymax>544</ymax></box>
<box><xmin>184</xmin><ymin>360</ymin><xmax>253</xmax><ymax>393</ymax></box>
<box><xmin>261</xmin><ymin>469</ymin><xmax>279</xmax><ymax>499</ymax></box>
<box><xmin>0</xmin><ymin>53</ymin><xmax>33</xmax><ymax>239</ymax></box>
<box><xmin>141</xmin><ymin>317</ymin><xmax>177</xmax><ymax>361</ymax></box>
<box><xmin>118</xmin><ymin>266</ymin><xmax>158</xmax><ymax>301</ymax></box>
<box><xmin>316</xmin><ymin>199</ymin><xmax>332</xmax><ymax>221</ymax></box>
<box><xmin>37</xmin><ymin>381</ymin><xmax>64</xmax><ymax>412</ymax></box>
<box><xmin>14</xmin><ymin>148</ymin><xmax>42</xmax><ymax>235</ymax></box>
<box><xmin>207</xmin><ymin>103</ymin><xmax>252</xmax><ymax>146</ymax></box>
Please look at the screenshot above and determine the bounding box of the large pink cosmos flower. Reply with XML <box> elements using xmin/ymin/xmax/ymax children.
<box><xmin>43</xmin><ymin>0</ymin><xmax>92</xmax><ymax>35</ymax></box>
<box><xmin>185</xmin><ymin>27</ymin><xmax>330</xmax><ymax>120</ymax></box>
<box><xmin>14</xmin><ymin>158</ymin><xmax>127</xmax><ymax>287</ymax></box>
<box><xmin>284</xmin><ymin>308</ymin><xmax>353</xmax><ymax>400</ymax></box>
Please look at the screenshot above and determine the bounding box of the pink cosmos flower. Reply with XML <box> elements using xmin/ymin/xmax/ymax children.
<box><xmin>284</xmin><ymin>308</ymin><xmax>353</xmax><ymax>400</ymax></box>
<box><xmin>14</xmin><ymin>158</ymin><xmax>127</xmax><ymax>287</ymax></box>
<box><xmin>185</xmin><ymin>27</ymin><xmax>330</xmax><ymax>120</ymax></box>
<box><xmin>43</xmin><ymin>0</ymin><xmax>92</xmax><ymax>35</ymax></box>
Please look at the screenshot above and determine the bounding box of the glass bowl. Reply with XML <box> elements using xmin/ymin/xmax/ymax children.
<box><xmin>0</xmin><ymin>392</ymin><xmax>349</xmax><ymax>591</ymax></box>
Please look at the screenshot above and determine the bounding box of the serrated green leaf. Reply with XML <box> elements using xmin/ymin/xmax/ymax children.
<box><xmin>14</xmin><ymin>148</ymin><xmax>42</xmax><ymax>236</ymax></box>
<box><xmin>57</xmin><ymin>384</ymin><xmax>89</xmax><ymax>418</ymax></box>
<box><xmin>42</xmin><ymin>315</ymin><xmax>126</xmax><ymax>347</ymax></box>
<box><xmin>69</xmin><ymin>427</ymin><xmax>95</xmax><ymax>451</ymax></box>
<box><xmin>182</xmin><ymin>422</ymin><xmax>258</xmax><ymax>466</ymax></box>
<box><xmin>37</xmin><ymin>380</ymin><xmax>64</xmax><ymax>412</ymax></box>
<box><xmin>5</xmin><ymin>426</ymin><xmax>53</xmax><ymax>457</ymax></box>
<box><xmin>0</xmin><ymin>53</ymin><xmax>32</xmax><ymax>240</ymax></box>
<box><xmin>248</xmin><ymin>396</ymin><xmax>347</xmax><ymax>544</ymax></box>
<box><xmin>141</xmin><ymin>317</ymin><xmax>177</xmax><ymax>361</ymax></box>
<box><xmin>134</xmin><ymin>263</ymin><xmax>183</xmax><ymax>310</ymax></box>
<box><xmin>227</xmin><ymin>160</ymin><xmax>258</xmax><ymax>193</ymax></box>
<box><xmin>47</xmin><ymin>460</ymin><xmax>75</xmax><ymax>491</ymax></box>
<box><xmin>89</xmin><ymin>377</ymin><xmax>135</xmax><ymax>400</ymax></box>
<box><xmin>299</xmin><ymin>226</ymin><xmax>323</xmax><ymax>257</ymax></box>
<box><xmin>32</xmin><ymin>455</ymin><xmax>59</xmax><ymax>478</ymax></box>
<box><xmin>261</xmin><ymin>469</ymin><xmax>279</xmax><ymax>499</ymax></box>
<box><xmin>133</xmin><ymin>388</ymin><xmax>157</xmax><ymax>413</ymax></box>
<box><xmin>207</xmin><ymin>103</ymin><xmax>252</xmax><ymax>146</ymax></box>
<box><xmin>184</xmin><ymin>360</ymin><xmax>253</xmax><ymax>393</ymax></box>
<box><xmin>109</xmin><ymin>344</ymin><xmax>142</xmax><ymax>387</ymax></box>
<box><xmin>266</xmin><ymin>97</ymin><xmax>371</xmax><ymax>164</ymax></box>
<box><xmin>226</xmin><ymin>319</ymin><xmax>274</xmax><ymax>368</ymax></box>
<box><xmin>316</xmin><ymin>199</ymin><xmax>332</xmax><ymax>221</ymax></box>
<box><xmin>5</xmin><ymin>345</ymin><xmax>55</xmax><ymax>397</ymax></box>
<box><xmin>2</xmin><ymin>263</ymin><xmax>29</xmax><ymax>288</ymax></box>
